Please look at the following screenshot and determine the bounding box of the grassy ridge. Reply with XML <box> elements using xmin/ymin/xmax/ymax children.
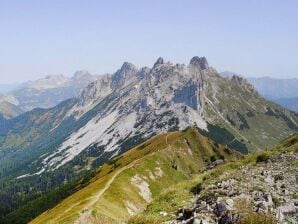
<box><xmin>31</xmin><ymin>128</ymin><xmax>241</xmax><ymax>224</ymax></box>
<box><xmin>128</xmin><ymin>133</ymin><xmax>298</xmax><ymax>223</ymax></box>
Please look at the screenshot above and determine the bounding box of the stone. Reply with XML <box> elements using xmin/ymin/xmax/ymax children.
<box><xmin>213</xmin><ymin>160</ymin><xmax>224</xmax><ymax>166</ymax></box>
<box><xmin>153</xmin><ymin>57</ymin><xmax>165</xmax><ymax>67</ymax></box>
<box><xmin>218</xmin><ymin>212</ymin><xmax>233</xmax><ymax>224</ymax></box>
<box><xmin>159</xmin><ymin>211</ymin><xmax>168</xmax><ymax>216</ymax></box>
<box><xmin>276</xmin><ymin>203</ymin><xmax>298</xmax><ymax>223</ymax></box>
<box><xmin>282</xmin><ymin>188</ymin><xmax>289</xmax><ymax>195</ymax></box>
<box><xmin>193</xmin><ymin>218</ymin><xmax>202</xmax><ymax>224</ymax></box>
<box><xmin>214</xmin><ymin>202</ymin><xmax>227</xmax><ymax>217</ymax></box>
<box><xmin>225</xmin><ymin>198</ymin><xmax>234</xmax><ymax>209</ymax></box>
<box><xmin>264</xmin><ymin>194</ymin><xmax>273</xmax><ymax>207</ymax></box>
<box><xmin>255</xmin><ymin>201</ymin><xmax>268</xmax><ymax>213</ymax></box>
<box><xmin>189</xmin><ymin>56</ymin><xmax>209</xmax><ymax>70</ymax></box>
<box><xmin>177</xmin><ymin>208</ymin><xmax>193</xmax><ymax>220</ymax></box>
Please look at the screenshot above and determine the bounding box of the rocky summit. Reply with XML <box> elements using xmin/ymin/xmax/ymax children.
<box><xmin>7</xmin><ymin>56</ymin><xmax>295</xmax><ymax>176</ymax></box>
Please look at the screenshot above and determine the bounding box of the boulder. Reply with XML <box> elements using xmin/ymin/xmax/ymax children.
<box><xmin>214</xmin><ymin>202</ymin><xmax>227</xmax><ymax>217</ymax></box>
<box><xmin>225</xmin><ymin>199</ymin><xmax>234</xmax><ymax>210</ymax></box>
<box><xmin>218</xmin><ymin>212</ymin><xmax>233</xmax><ymax>224</ymax></box>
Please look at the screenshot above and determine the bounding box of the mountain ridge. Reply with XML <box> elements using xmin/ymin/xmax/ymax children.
<box><xmin>220</xmin><ymin>72</ymin><xmax>298</xmax><ymax>112</ymax></box>
<box><xmin>0</xmin><ymin>71</ymin><xmax>98</xmax><ymax>114</ymax></box>
<box><xmin>29</xmin><ymin>128</ymin><xmax>241</xmax><ymax>224</ymax></box>
<box><xmin>0</xmin><ymin>56</ymin><xmax>297</xmax><ymax>223</ymax></box>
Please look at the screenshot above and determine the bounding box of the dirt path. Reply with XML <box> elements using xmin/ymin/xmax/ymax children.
<box><xmin>74</xmin><ymin>157</ymin><xmax>143</xmax><ymax>224</ymax></box>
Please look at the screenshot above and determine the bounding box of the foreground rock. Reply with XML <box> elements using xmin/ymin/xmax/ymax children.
<box><xmin>167</xmin><ymin>149</ymin><xmax>298</xmax><ymax>224</ymax></box>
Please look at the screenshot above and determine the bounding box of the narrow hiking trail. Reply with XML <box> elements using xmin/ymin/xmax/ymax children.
<box><xmin>74</xmin><ymin>134</ymin><xmax>175</xmax><ymax>224</ymax></box>
<box><xmin>74</xmin><ymin>157</ymin><xmax>144</xmax><ymax>224</ymax></box>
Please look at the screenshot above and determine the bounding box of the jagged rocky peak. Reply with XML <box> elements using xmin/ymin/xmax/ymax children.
<box><xmin>153</xmin><ymin>57</ymin><xmax>165</xmax><ymax>67</ymax></box>
<box><xmin>138</xmin><ymin>67</ymin><xmax>151</xmax><ymax>80</ymax></box>
<box><xmin>189</xmin><ymin>56</ymin><xmax>209</xmax><ymax>70</ymax></box>
<box><xmin>76</xmin><ymin>74</ymin><xmax>112</xmax><ymax>107</ymax></box>
<box><xmin>111</xmin><ymin>62</ymin><xmax>138</xmax><ymax>89</ymax></box>
<box><xmin>119</xmin><ymin>61</ymin><xmax>137</xmax><ymax>74</ymax></box>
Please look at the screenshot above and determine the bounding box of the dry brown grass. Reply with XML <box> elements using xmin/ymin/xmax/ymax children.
<box><xmin>234</xmin><ymin>198</ymin><xmax>277</xmax><ymax>224</ymax></box>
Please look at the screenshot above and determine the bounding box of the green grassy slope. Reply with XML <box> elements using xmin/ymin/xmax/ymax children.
<box><xmin>203</xmin><ymin>71</ymin><xmax>298</xmax><ymax>151</ymax></box>
<box><xmin>31</xmin><ymin>128</ymin><xmax>241</xmax><ymax>224</ymax></box>
<box><xmin>128</xmin><ymin>133</ymin><xmax>298</xmax><ymax>224</ymax></box>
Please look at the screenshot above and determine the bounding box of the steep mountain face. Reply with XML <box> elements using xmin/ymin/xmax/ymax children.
<box><xmin>10</xmin><ymin>71</ymin><xmax>97</xmax><ymax>111</ymax></box>
<box><xmin>30</xmin><ymin>129</ymin><xmax>242</xmax><ymax>224</ymax></box>
<box><xmin>0</xmin><ymin>57</ymin><xmax>297</xmax><ymax>223</ymax></box>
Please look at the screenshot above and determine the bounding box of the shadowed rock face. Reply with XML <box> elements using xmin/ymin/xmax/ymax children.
<box><xmin>173</xmin><ymin>81</ymin><xmax>198</xmax><ymax>110</ymax></box>
<box><xmin>111</xmin><ymin>62</ymin><xmax>138</xmax><ymax>89</ymax></box>
<box><xmin>190</xmin><ymin>56</ymin><xmax>209</xmax><ymax>70</ymax></box>
<box><xmin>153</xmin><ymin>57</ymin><xmax>165</xmax><ymax>68</ymax></box>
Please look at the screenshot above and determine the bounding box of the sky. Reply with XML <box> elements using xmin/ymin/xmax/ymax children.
<box><xmin>0</xmin><ymin>0</ymin><xmax>298</xmax><ymax>84</ymax></box>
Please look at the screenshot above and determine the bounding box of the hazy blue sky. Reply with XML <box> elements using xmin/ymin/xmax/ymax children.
<box><xmin>0</xmin><ymin>0</ymin><xmax>298</xmax><ymax>83</ymax></box>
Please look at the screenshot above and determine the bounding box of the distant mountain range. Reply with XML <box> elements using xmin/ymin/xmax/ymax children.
<box><xmin>0</xmin><ymin>57</ymin><xmax>297</xmax><ymax>223</ymax></box>
<box><xmin>0</xmin><ymin>71</ymin><xmax>98</xmax><ymax>117</ymax></box>
<box><xmin>220</xmin><ymin>71</ymin><xmax>298</xmax><ymax>112</ymax></box>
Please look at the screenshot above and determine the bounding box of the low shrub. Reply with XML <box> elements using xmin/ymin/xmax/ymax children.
<box><xmin>256</xmin><ymin>153</ymin><xmax>270</xmax><ymax>163</ymax></box>
<box><xmin>190</xmin><ymin>183</ymin><xmax>202</xmax><ymax>195</ymax></box>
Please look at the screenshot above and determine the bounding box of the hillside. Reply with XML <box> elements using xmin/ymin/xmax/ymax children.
<box><xmin>221</xmin><ymin>73</ymin><xmax>298</xmax><ymax>112</ymax></box>
<box><xmin>128</xmin><ymin>134</ymin><xmax>298</xmax><ymax>224</ymax></box>
<box><xmin>30</xmin><ymin>129</ymin><xmax>241</xmax><ymax>224</ymax></box>
<box><xmin>0</xmin><ymin>57</ymin><xmax>297</xmax><ymax>222</ymax></box>
<box><xmin>0</xmin><ymin>94</ymin><xmax>23</xmax><ymax>119</ymax></box>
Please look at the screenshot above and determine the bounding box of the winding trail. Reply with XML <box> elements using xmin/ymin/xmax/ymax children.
<box><xmin>46</xmin><ymin>133</ymin><xmax>173</xmax><ymax>224</ymax></box>
<box><xmin>74</xmin><ymin>157</ymin><xmax>144</xmax><ymax>224</ymax></box>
